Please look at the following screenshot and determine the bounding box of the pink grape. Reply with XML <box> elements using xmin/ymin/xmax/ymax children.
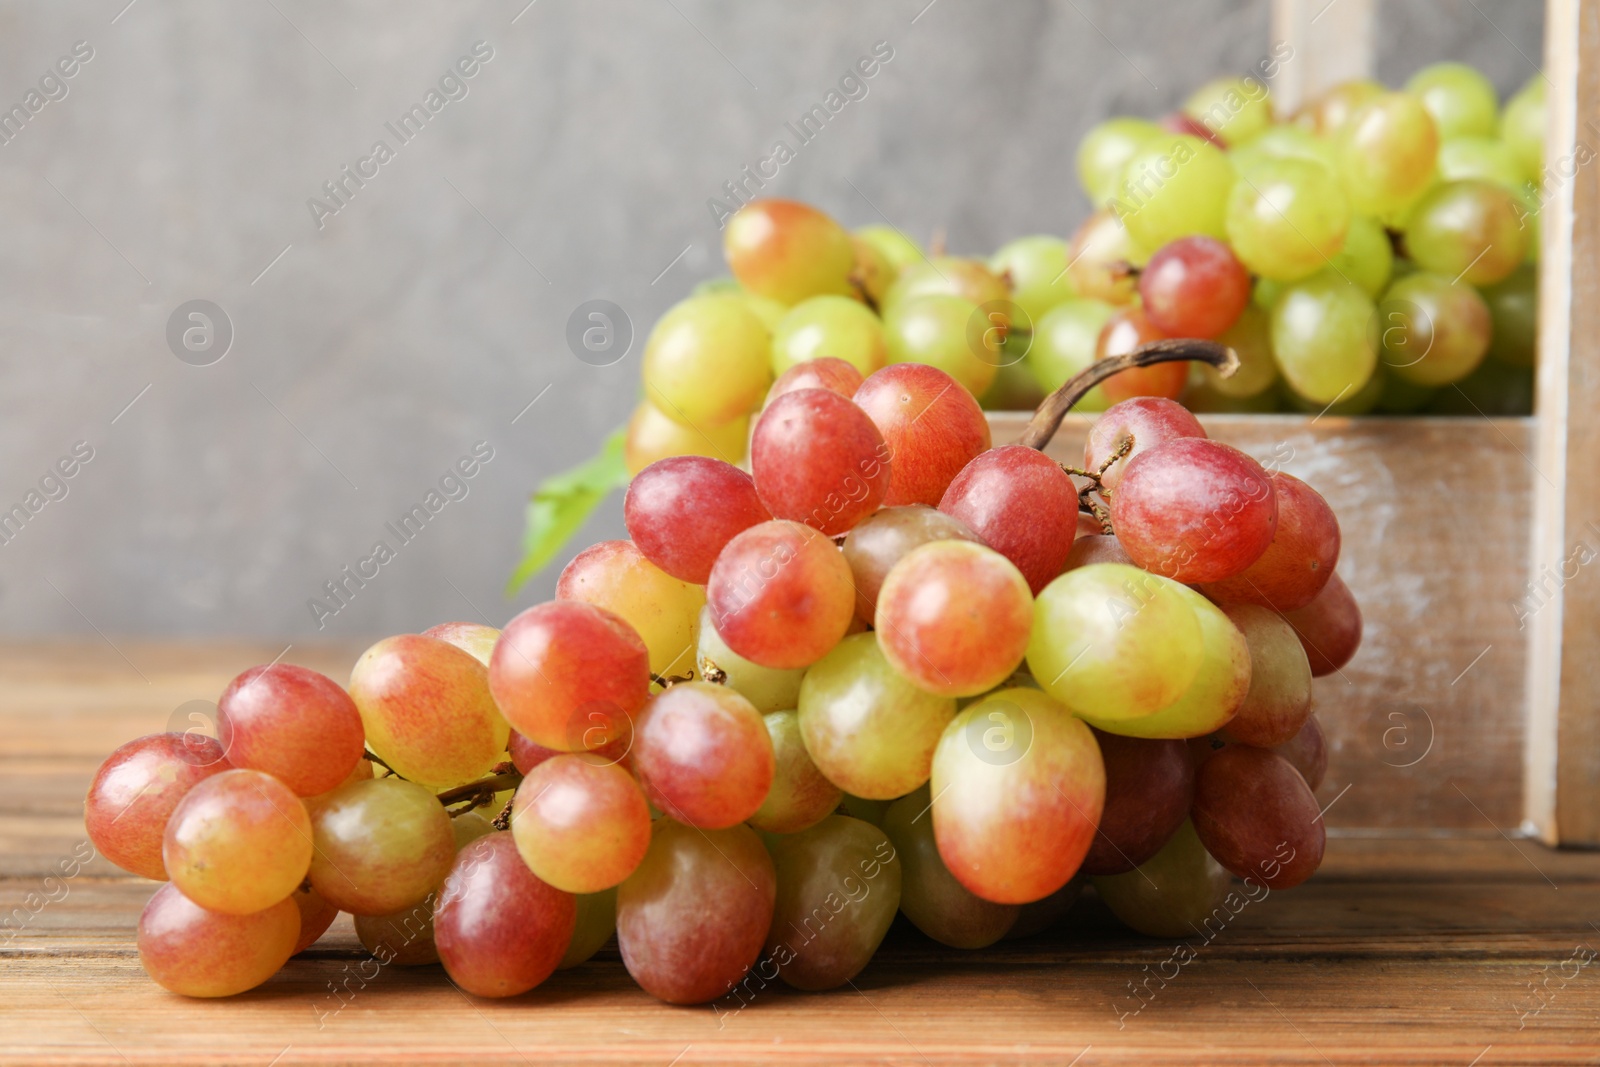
<box><xmin>509</xmin><ymin>729</ymin><xmax>628</xmax><ymax>774</ymax></box>
<box><xmin>1202</xmin><ymin>472</ymin><xmax>1340</xmax><ymax>611</ymax></box>
<box><xmin>556</xmin><ymin>539</ymin><xmax>706</xmax><ymax>678</ymax></box>
<box><xmin>434</xmin><ymin>833</ymin><xmax>576</xmax><ymax>998</ymax></box>
<box><xmin>163</xmin><ymin>769</ymin><xmax>312</xmax><ymax>916</ymax></box>
<box><xmin>765</xmin><ymin>357</ymin><xmax>865</xmax><ymax>404</ymax></box>
<box><xmin>138</xmin><ymin>883</ymin><xmax>299</xmax><ymax>997</ymax></box>
<box><xmin>1111</xmin><ymin>437</ymin><xmax>1278</xmax><ymax>583</ymax></box>
<box><xmin>489</xmin><ymin>600</ymin><xmax>650</xmax><ymax>753</ymax></box>
<box><xmin>853</xmin><ymin>363</ymin><xmax>991</xmax><ymax>507</ymax></box>
<box><xmin>723</xmin><ymin>199</ymin><xmax>855</xmax><ymax>305</ymax></box>
<box><xmin>1080</xmin><ymin>729</ymin><xmax>1194</xmax><ymax>876</ymax></box>
<box><xmin>1193</xmin><ymin>746</ymin><xmax>1325</xmax><ymax>890</ymax></box>
<box><xmin>751</xmin><ymin>388</ymin><xmax>891</xmax><ymax>536</ymax></box>
<box><xmin>85</xmin><ymin>732</ymin><xmax>232</xmax><ymax>881</ymax></box>
<box><xmin>1283</xmin><ymin>572</ymin><xmax>1363</xmax><ymax>676</ymax></box>
<box><xmin>1095</xmin><ymin>308</ymin><xmax>1186</xmax><ymax>403</ymax></box>
<box><xmin>938</xmin><ymin>445</ymin><xmax>1079</xmax><ymax>596</ymax></box>
<box><xmin>511</xmin><ymin>755</ymin><xmax>651</xmax><ymax>893</ymax></box>
<box><xmin>840</xmin><ymin>505</ymin><xmax>982</xmax><ymax>623</ymax></box>
<box><xmin>217</xmin><ymin>664</ymin><xmax>365</xmax><ymax>797</ymax></box>
<box><xmin>1062</xmin><ymin>533</ymin><xmax>1133</xmax><ymax>570</ymax></box>
<box><xmin>1138</xmin><ymin>236</ymin><xmax>1251</xmax><ymax>338</ymax></box>
<box><xmin>874</xmin><ymin>540</ymin><xmax>1033</xmax><ymax>698</ymax></box>
<box><xmin>1083</xmin><ymin>397</ymin><xmax>1206</xmax><ymax>492</ymax></box>
<box><xmin>624</xmin><ymin>456</ymin><xmax>770</xmax><ymax>584</ymax></box>
<box><xmin>748</xmin><ymin>709</ymin><xmax>842</xmax><ymax>834</ymax></box>
<box><xmin>617</xmin><ymin>820</ymin><xmax>775</xmax><ymax>1004</ymax></box>
<box><xmin>628</xmin><ymin>681</ymin><xmax>773</xmax><ymax>829</ymax></box>
<box><xmin>705</xmin><ymin>519</ymin><xmax>856</xmax><ymax>669</ymax></box>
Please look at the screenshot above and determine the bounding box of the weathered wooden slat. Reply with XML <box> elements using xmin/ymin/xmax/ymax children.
<box><xmin>1269</xmin><ymin>0</ymin><xmax>1376</xmax><ymax>116</ymax></box>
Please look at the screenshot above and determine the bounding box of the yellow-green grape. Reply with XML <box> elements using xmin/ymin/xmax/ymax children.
<box><xmin>882</xmin><ymin>256</ymin><xmax>1009</xmax><ymax>316</ymax></box>
<box><xmin>1067</xmin><ymin>207</ymin><xmax>1148</xmax><ymax>305</ymax></box>
<box><xmin>1405</xmin><ymin>61</ymin><xmax>1499</xmax><ymax>140</ymax></box>
<box><xmin>623</xmin><ymin>400</ymin><xmax>748</xmax><ymax>475</ymax></box>
<box><xmin>1481</xmin><ymin>262</ymin><xmax>1537</xmax><ymax>368</ymax></box>
<box><xmin>770</xmin><ymin>294</ymin><xmax>888</xmax><ymax>377</ymax></box>
<box><xmin>989</xmin><ymin>236</ymin><xmax>1075</xmax><ymax>322</ymax></box>
<box><xmin>162</xmin><ymin>769</ymin><xmax>313</xmax><ymax>916</ymax></box>
<box><xmin>743</xmin><ymin>293</ymin><xmax>788</xmax><ymax>333</ymax></box>
<box><xmin>1228</xmin><ymin>124</ymin><xmax>1337</xmax><ymax>174</ymax></box>
<box><xmin>854</xmin><ymin>224</ymin><xmax>925</xmax><ymax>273</ymax></box>
<box><xmin>1325</xmin><ymin>215</ymin><xmax>1394</xmax><ymax>297</ymax></box>
<box><xmin>1336</xmin><ymin>92</ymin><xmax>1439</xmax><ymax>217</ymax></box>
<box><xmin>1279</xmin><ymin>360</ymin><xmax>1386</xmax><ymax>414</ymax></box>
<box><xmin>1438</xmin><ymin>136</ymin><xmax>1529</xmax><ymax>194</ymax></box>
<box><xmin>1079</xmin><ymin>588</ymin><xmax>1249</xmax><ymax>739</ymax></box>
<box><xmin>1026</xmin><ymin>563</ymin><xmax>1204</xmax><ymax>721</ymax></box>
<box><xmin>1093</xmin><ymin>820</ymin><xmax>1231</xmax><ymax>938</ymax></box>
<box><xmin>1227</xmin><ymin>157</ymin><xmax>1351</xmax><ymax>281</ymax></box>
<box><xmin>883</xmin><ymin>294</ymin><xmax>1000</xmax><ymax>396</ymax></box>
<box><xmin>641</xmin><ymin>294</ymin><xmax>773</xmax><ymax>428</ymax></box>
<box><xmin>1269</xmin><ymin>270</ymin><xmax>1378</xmax><ymax>404</ymax></box>
<box><xmin>881</xmin><ymin>786</ymin><xmax>1018</xmax><ymax>948</ymax></box>
<box><xmin>695</xmin><ymin>605</ymin><xmax>805</xmax><ymax>712</ymax></box>
<box><xmin>1198</xmin><ymin>304</ymin><xmax>1277</xmax><ymax>399</ymax></box>
<box><xmin>978</xmin><ymin>357</ymin><xmax>1045</xmax><ymax>412</ymax></box>
<box><xmin>1293</xmin><ymin>78</ymin><xmax>1385</xmax><ymax>137</ymax></box>
<box><xmin>748</xmin><ymin>709</ymin><xmax>842</xmax><ymax>835</ymax></box>
<box><xmin>1027</xmin><ymin>298</ymin><xmax>1115</xmax><ymax>409</ymax></box>
<box><xmin>1112</xmin><ymin>133</ymin><xmax>1234</xmax><ymax>249</ymax></box>
<box><xmin>1076</xmin><ymin>117</ymin><xmax>1164</xmax><ymax>205</ymax></box>
<box><xmin>1183</xmin><ymin>75</ymin><xmax>1273</xmax><ymax>145</ymax></box>
<box><xmin>308</xmin><ymin>777</ymin><xmax>456</xmax><ymax>916</ymax></box>
<box><xmin>1404</xmin><ymin>179</ymin><xmax>1529</xmax><ymax>286</ymax></box>
<box><xmin>1500</xmin><ymin>75</ymin><xmax>1546</xmax><ymax>185</ymax></box>
<box><xmin>1377</xmin><ymin>271</ymin><xmax>1492</xmax><ymax>387</ymax></box>
<box><xmin>558</xmin><ymin>889</ymin><xmax>616</xmax><ymax>970</ymax></box>
<box><xmin>557</xmin><ymin>540</ymin><xmax>704</xmax><ymax>679</ymax></box>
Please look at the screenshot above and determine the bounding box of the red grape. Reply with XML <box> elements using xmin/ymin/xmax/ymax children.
<box><xmin>1192</xmin><ymin>746</ymin><xmax>1325</xmax><ymax>889</ymax></box>
<box><xmin>629</xmin><ymin>681</ymin><xmax>774</xmax><ymax>829</ymax></box>
<box><xmin>509</xmin><ymin>729</ymin><xmax>628</xmax><ymax>774</ymax></box>
<box><xmin>217</xmin><ymin>664</ymin><xmax>365</xmax><ymax>797</ymax></box>
<box><xmin>617</xmin><ymin>820</ymin><xmax>775</xmax><ymax>1004</ymax></box>
<box><xmin>1079</xmin><ymin>729</ymin><xmax>1194</xmax><ymax>876</ymax></box>
<box><xmin>1202</xmin><ymin>472</ymin><xmax>1340</xmax><ymax>611</ymax></box>
<box><xmin>1096</xmin><ymin>307</ymin><xmax>1186</xmax><ymax>403</ymax></box>
<box><xmin>751</xmin><ymin>388</ymin><xmax>891</xmax><ymax>536</ymax></box>
<box><xmin>1083</xmin><ymin>397</ymin><xmax>1207</xmax><ymax>491</ymax></box>
<box><xmin>1111</xmin><ymin>437</ymin><xmax>1278</xmax><ymax>583</ymax></box>
<box><xmin>1283</xmin><ymin>572</ymin><xmax>1363</xmax><ymax>676</ymax></box>
<box><xmin>1062</xmin><ymin>533</ymin><xmax>1132</xmax><ymax>571</ymax></box>
<box><xmin>1271</xmin><ymin>714</ymin><xmax>1329</xmax><ymax>789</ymax></box>
<box><xmin>512</xmin><ymin>755</ymin><xmax>651</xmax><ymax>893</ymax></box>
<box><xmin>1138</xmin><ymin>236</ymin><xmax>1251</xmax><ymax>338</ymax></box>
<box><xmin>85</xmin><ymin>733</ymin><xmax>232</xmax><ymax>881</ymax></box>
<box><xmin>705</xmin><ymin>519</ymin><xmax>855</xmax><ymax>669</ymax></box>
<box><xmin>766</xmin><ymin>357</ymin><xmax>865</xmax><ymax>404</ymax></box>
<box><xmin>624</xmin><ymin>456</ymin><xmax>770</xmax><ymax>584</ymax></box>
<box><xmin>840</xmin><ymin>505</ymin><xmax>982</xmax><ymax>623</ymax></box>
<box><xmin>289</xmin><ymin>884</ymin><xmax>338</xmax><ymax>955</ymax></box>
<box><xmin>853</xmin><ymin>363</ymin><xmax>991</xmax><ymax>507</ymax></box>
<box><xmin>489</xmin><ymin>600</ymin><xmax>650</xmax><ymax>753</ymax></box>
<box><xmin>434</xmin><ymin>833</ymin><xmax>576</xmax><ymax>997</ymax></box>
<box><xmin>137</xmin><ymin>883</ymin><xmax>299</xmax><ymax>997</ymax></box>
<box><xmin>938</xmin><ymin>445</ymin><xmax>1079</xmax><ymax>595</ymax></box>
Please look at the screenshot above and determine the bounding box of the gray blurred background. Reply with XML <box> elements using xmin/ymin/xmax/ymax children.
<box><xmin>0</xmin><ymin>0</ymin><xmax>1542</xmax><ymax>639</ymax></box>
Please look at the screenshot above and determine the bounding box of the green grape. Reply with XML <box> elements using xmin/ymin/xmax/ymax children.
<box><xmin>1279</xmin><ymin>363</ymin><xmax>1385</xmax><ymax>415</ymax></box>
<box><xmin>308</xmin><ymin>776</ymin><xmax>456</xmax><ymax>916</ymax></box>
<box><xmin>695</xmin><ymin>605</ymin><xmax>805</xmax><ymax>713</ymax></box>
<box><xmin>796</xmin><ymin>632</ymin><xmax>957</xmax><ymax>800</ymax></box>
<box><xmin>855</xmin><ymin>224</ymin><xmax>925</xmax><ymax>272</ymax></box>
<box><xmin>1325</xmin><ymin>214</ymin><xmax>1394</xmax><ymax>296</ymax></box>
<box><xmin>977</xmin><ymin>355</ymin><xmax>1045</xmax><ymax>411</ymax></box>
<box><xmin>1253</xmin><ymin>276</ymin><xmax>1283</xmax><ymax>310</ymax></box>
<box><xmin>1028</xmin><ymin>299</ymin><xmax>1115</xmax><ymax>409</ymax></box>
<box><xmin>749</xmin><ymin>709</ymin><xmax>842</xmax><ymax>834</ymax></box>
<box><xmin>1404</xmin><ymin>179</ymin><xmax>1528</xmax><ymax>286</ymax></box>
<box><xmin>642</xmin><ymin>294</ymin><xmax>773</xmax><ymax>428</ymax></box>
<box><xmin>1112</xmin><ymin>134</ymin><xmax>1234</xmax><ymax>249</ymax></box>
<box><xmin>770</xmin><ymin>295</ymin><xmax>888</xmax><ymax>377</ymax></box>
<box><xmin>1500</xmin><ymin>76</ymin><xmax>1546</xmax><ymax>185</ymax></box>
<box><xmin>558</xmin><ymin>888</ymin><xmax>616</xmax><ymax>970</ymax></box>
<box><xmin>1080</xmin><ymin>586</ymin><xmax>1249</xmax><ymax>739</ymax></box>
<box><xmin>692</xmin><ymin>277</ymin><xmax>739</xmax><ymax>297</ymax></box>
<box><xmin>883</xmin><ymin>294</ymin><xmax>1000</xmax><ymax>396</ymax></box>
<box><xmin>1293</xmin><ymin>78</ymin><xmax>1385</xmax><ymax>137</ymax></box>
<box><xmin>1269</xmin><ymin>270</ymin><xmax>1378</xmax><ymax>404</ymax></box>
<box><xmin>1227</xmin><ymin>156</ymin><xmax>1351</xmax><ymax>281</ymax></box>
<box><xmin>763</xmin><ymin>815</ymin><xmax>901</xmax><ymax>990</ymax></box>
<box><xmin>743</xmin><ymin>293</ymin><xmax>788</xmax><ymax>333</ymax></box>
<box><xmin>882</xmin><ymin>256</ymin><xmax>1009</xmax><ymax>316</ymax></box>
<box><xmin>989</xmin><ymin>236</ymin><xmax>1075</xmax><ymax>322</ymax></box>
<box><xmin>1077</xmin><ymin>117</ymin><xmax>1164</xmax><ymax>205</ymax></box>
<box><xmin>1228</xmin><ymin>125</ymin><xmax>1336</xmax><ymax>174</ymax></box>
<box><xmin>1199</xmin><ymin>304</ymin><xmax>1277</xmax><ymax>398</ymax></box>
<box><xmin>882</xmin><ymin>787</ymin><xmax>1018</xmax><ymax>948</ymax></box>
<box><xmin>1377</xmin><ymin>271</ymin><xmax>1492</xmax><ymax>386</ymax></box>
<box><xmin>1336</xmin><ymin>92</ymin><xmax>1439</xmax><ymax>216</ymax></box>
<box><xmin>1183</xmin><ymin>76</ymin><xmax>1273</xmax><ymax>145</ymax></box>
<box><xmin>1093</xmin><ymin>820</ymin><xmax>1231</xmax><ymax>938</ymax></box>
<box><xmin>1027</xmin><ymin>563</ymin><xmax>1204</xmax><ymax>721</ymax></box>
<box><xmin>1438</xmin><ymin>136</ymin><xmax>1528</xmax><ymax>194</ymax></box>
<box><xmin>1375</xmin><ymin>366</ymin><xmax>1437</xmax><ymax>413</ymax></box>
<box><xmin>1481</xmin><ymin>262</ymin><xmax>1537</xmax><ymax>368</ymax></box>
<box><xmin>1405</xmin><ymin>61</ymin><xmax>1499</xmax><ymax>140</ymax></box>
<box><xmin>1424</xmin><ymin>357</ymin><xmax>1535</xmax><ymax>415</ymax></box>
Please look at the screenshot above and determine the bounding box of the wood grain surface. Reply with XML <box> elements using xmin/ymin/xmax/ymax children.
<box><xmin>6</xmin><ymin>642</ymin><xmax>1596</xmax><ymax>1065</ymax></box>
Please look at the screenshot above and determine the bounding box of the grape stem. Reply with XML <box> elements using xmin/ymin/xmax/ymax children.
<box><xmin>363</xmin><ymin>751</ymin><xmax>403</xmax><ymax>779</ymax></box>
<box><xmin>1018</xmin><ymin>338</ymin><xmax>1239</xmax><ymax>451</ymax></box>
<box><xmin>650</xmin><ymin>671</ymin><xmax>694</xmax><ymax>689</ymax></box>
<box><xmin>435</xmin><ymin>768</ymin><xmax>524</xmax><ymax>816</ymax></box>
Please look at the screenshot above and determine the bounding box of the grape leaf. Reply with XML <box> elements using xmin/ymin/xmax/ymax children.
<box><xmin>506</xmin><ymin>428</ymin><xmax>629</xmax><ymax>595</ymax></box>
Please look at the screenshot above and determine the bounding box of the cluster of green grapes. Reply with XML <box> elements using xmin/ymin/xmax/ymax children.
<box><xmin>87</xmin><ymin>348</ymin><xmax>1358</xmax><ymax>1002</ymax></box>
<box><xmin>622</xmin><ymin>60</ymin><xmax>1543</xmax><ymax>466</ymax></box>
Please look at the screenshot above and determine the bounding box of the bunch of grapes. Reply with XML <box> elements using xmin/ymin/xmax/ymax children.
<box><xmin>619</xmin><ymin>59</ymin><xmax>1542</xmax><ymax>483</ymax></box>
<box><xmin>87</xmin><ymin>337</ymin><xmax>1361</xmax><ymax>1001</ymax></box>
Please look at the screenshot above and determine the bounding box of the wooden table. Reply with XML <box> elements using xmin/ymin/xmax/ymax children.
<box><xmin>5</xmin><ymin>643</ymin><xmax>1600</xmax><ymax>1065</ymax></box>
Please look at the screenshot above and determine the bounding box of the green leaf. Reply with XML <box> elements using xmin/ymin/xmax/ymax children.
<box><xmin>505</xmin><ymin>428</ymin><xmax>630</xmax><ymax>596</ymax></box>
